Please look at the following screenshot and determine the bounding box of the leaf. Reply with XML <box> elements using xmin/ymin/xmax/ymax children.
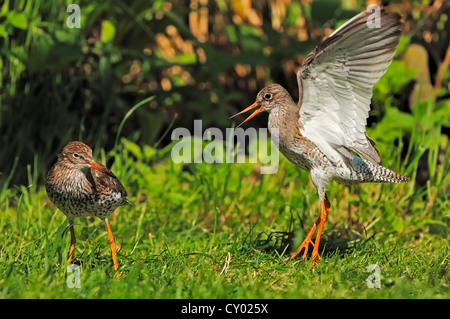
<box><xmin>7</xmin><ymin>11</ymin><xmax>28</xmax><ymax>30</ymax></box>
<box><xmin>122</xmin><ymin>139</ymin><xmax>143</xmax><ymax>160</ymax></box>
<box><xmin>143</xmin><ymin>145</ymin><xmax>157</xmax><ymax>161</ymax></box>
<box><xmin>0</xmin><ymin>24</ymin><xmax>7</xmax><ymax>37</ymax></box>
<box><xmin>101</xmin><ymin>20</ymin><xmax>115</xmax><ymax>43</ymax></box>
<box><xmin>175</xmin><ymin>53</ymin><xmax>197</xmax><ymax>65</ymax></box>
<box><xmin>385</xmin><ymin>212</ymin><xmax>404</xmax><ymax>233</ymax></box>
<box><xmin>238</xmin><ymin>25</ymin><xmax>264</xmax><ymax>52</ymax></box>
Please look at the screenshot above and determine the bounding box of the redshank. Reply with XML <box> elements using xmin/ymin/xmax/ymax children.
<box><xmin>232</xmin><ymin>9</ymin><xmax>409</xmax><ymax>264</ymax></box>
<box><xmin>45</xmin><ymin>141</ymin><xmax>130</xmax><ymax>271</ymax></box>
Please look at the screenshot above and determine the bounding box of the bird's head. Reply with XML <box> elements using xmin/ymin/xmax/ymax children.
<box><xmin>231</xmin><ymin>84</ymin><xmax>291</xmax><ymax>127</ymax></box>
<box><xmin>58</xmin><ymin>141</ymin><xmax>103</xmax><ymax>172</ymax></box>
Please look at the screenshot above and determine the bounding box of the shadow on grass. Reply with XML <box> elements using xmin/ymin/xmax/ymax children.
<box><xmin>243</xmin><ymin>226</ymin><xmax>370</xmax><ymax>261</ymax></box>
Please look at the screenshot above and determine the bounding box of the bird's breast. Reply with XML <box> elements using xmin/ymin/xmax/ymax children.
<box><xmin>46</xmin><ymin>166</ymin><xmax>127</xmax><ymax>218</ymax></box>
<box><xmin>268</xmin><ymin>111</ymin><xmax>321</xmax><ymax>172</ymax></box>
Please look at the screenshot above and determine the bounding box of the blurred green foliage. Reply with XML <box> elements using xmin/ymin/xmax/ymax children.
<box><xmin>0</xmin><ymin>0</ymin><xmax>449</xmax><ymax>188</ymax></box>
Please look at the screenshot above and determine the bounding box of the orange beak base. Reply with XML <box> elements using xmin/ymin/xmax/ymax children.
<box><xmin>89</xmin><ymin>160</ymin><xmax>105</xmax><ymax>172</ymax></box>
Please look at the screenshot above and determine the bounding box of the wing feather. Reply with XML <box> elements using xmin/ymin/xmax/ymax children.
<box><xmin>297</xmin><ymin>9</ymin><xmax>402</xmax><ymax>164</ymax></box>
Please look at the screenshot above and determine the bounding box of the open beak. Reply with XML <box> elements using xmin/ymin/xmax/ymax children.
<box><xmin>230</xmin><ymin>102</ymin><xmax>263</xmax><ymax>128</ymax></box>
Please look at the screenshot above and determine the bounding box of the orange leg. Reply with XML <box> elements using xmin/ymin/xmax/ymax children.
<box><xmin>105</xmin><ymin>219</ymin><xmax>118</xmax><ymax>271</ymax></box>
<box><xmin>309</xmin><ymin>198</ymin><xmax>330</xmax><ymax>266</ymax></box>
<box><xmin>285</xmin><ymin>197</ymin><xmax>331</xmax><ymax>265</ymax></box>
<box><xmin>68</xmin><ymin>224</ymin><xmax>76</xmax><ymax>264</ymax></box>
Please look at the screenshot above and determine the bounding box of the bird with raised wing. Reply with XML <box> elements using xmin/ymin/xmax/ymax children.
<box><xmin>231</xmin><ymin>9</ymin><xmax>409</xmax><ymax>265</ymax></box>
<box><xmin>46</xmin><ymin>141</ymin><xmax>130</xmax><ymax>271</ymax></box>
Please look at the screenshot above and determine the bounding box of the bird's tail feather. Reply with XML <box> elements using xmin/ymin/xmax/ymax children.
<box><xmin>355</xmin><ymin>157</ymin><xmax>410</xmax><ymax>183</ymax></box>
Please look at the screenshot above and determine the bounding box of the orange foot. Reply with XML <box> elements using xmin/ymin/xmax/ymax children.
<box><xmin>284</xmin><ymin>216</ymin><xmax>320</xmax><ymax>261</ymax></box>
<box><xmin>285</xmin><ymin>197</ymin><xmax>330</xmax><ymax>266</ymax></box>
<box><xmin>105</xmin><ymin>218</ymin><xmax>120</xmax><ymax>278</ymax></box>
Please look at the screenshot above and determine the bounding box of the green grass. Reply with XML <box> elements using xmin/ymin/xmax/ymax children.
<box><xmin>1</xmin><ymin>97</ymin><xmax>448</xmax><ymax>299</ymax></box>
<box><xmin>1</xmin><ymin>0</ymin><xmax>448</xmax><ymax>301</ymax></box>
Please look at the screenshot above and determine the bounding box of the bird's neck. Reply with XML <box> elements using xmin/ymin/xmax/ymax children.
<box><xmin>267</xmin><ymin>99</ymin><xmax>300</xmax><ymax>140</ymax></box>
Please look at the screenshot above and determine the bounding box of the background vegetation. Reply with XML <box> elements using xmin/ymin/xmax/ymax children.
<box><xmin>0</xmin><ymin>0</ymin><xmax>449</xmax><ymax>299</ymax></box>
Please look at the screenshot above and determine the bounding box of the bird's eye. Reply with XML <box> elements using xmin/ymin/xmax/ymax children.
<box><xmin>263</xmin><ymin>93</ymin><xmax>272</xmax><ymax>100</ymax></box>
<box><xmin>73</xmin><ymin>153</ymin><xmax>80</xmax><ymax>158</ymax></box>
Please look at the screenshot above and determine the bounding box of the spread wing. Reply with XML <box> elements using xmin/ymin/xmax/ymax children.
<box><xmin>297</xmin><ymin>9</ymin><xmax>402</xmax><ymax>165</ymax></box>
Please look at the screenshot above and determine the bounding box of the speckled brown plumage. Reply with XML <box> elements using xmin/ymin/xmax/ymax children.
<box><xmin>232</xmin><ymin>10</ymin><xmax>409</xmax><ymax>265</ymax></box>
<box><xmin>46</xmin><ymin>141</ymin><xmax>130</xmax><ymax>271</ymax></box>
